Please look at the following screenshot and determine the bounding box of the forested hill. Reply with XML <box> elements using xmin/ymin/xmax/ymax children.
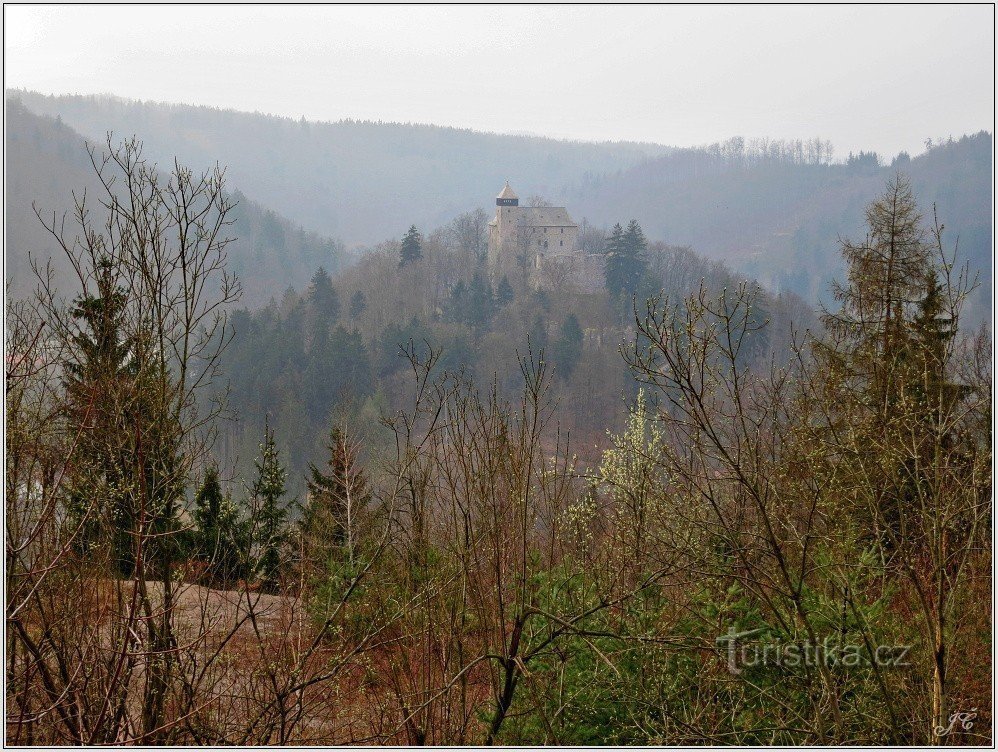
<box><xmin>11</xmin><ymin>90</ymin><xmax>990</xmax><ymax>319</ymax></box>
<box><xmin>9</xmin><ymin>90</ymin><xmax>673</xmax><ymax>245</ymax></box>
<box><xmin>569</xmin><ymin>133</ymin><xmax>993</xmax><ymax>309</ymax></box>
<box><xmin>5</xmin><ymin>99</ymin><xmax>348</xmax><ymax>302</ymax></box>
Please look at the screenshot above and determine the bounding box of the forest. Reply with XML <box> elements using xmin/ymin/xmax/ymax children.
<box><xmin>5</xmin><ymin>122</ymin><xmax>992</xmax><ymax>747</ymax></box>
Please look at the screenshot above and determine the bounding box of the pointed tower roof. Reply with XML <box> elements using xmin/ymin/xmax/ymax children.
<box><xmin>497</xmin><ymin>182</ymin><xmax>518</xmax><ymax>200</ymax></box>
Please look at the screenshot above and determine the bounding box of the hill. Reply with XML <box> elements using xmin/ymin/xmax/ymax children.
<box><xmin>5</xmin><ymin>99</ymin><xmax>349</xmax><ymax>303</ymax></box>
<box><xmin>9</xmin><ymin>90</ymin><xmax>672</xmax><ymax>246</ymax></box>
<box><xmin>12</xmin><ymin>90</ymin><xmax>989</xmax><ymax>320</ymax></box>
<box><xmin>569</xmin><ymin>134</ymin><xmax>993</xmax><ymax>311</ymax></box>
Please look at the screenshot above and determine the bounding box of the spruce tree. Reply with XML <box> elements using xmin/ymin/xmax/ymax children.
<box><xmin>63</xmin><ymin>258</ymin><xmax>181</xmax><ymax>577</ymax></box>
<box><xmin>193</xmin><ymin>466</ymin><xmax>243</xmax><ymax>587</ymax></box>
<box><xmin>248</xmin><ymin>423</ymin><xmax>292</xmax><ymax>592</ymax></box>
<box><xmin>604</xmin><ymin>220</ymin><xmax>648</xmax><ymax>298</ymax></box>
<box><xmin>529</xmin><ymin>314</ymin><xmax>548</xmax><ymax>358</ymax></box>
<box><xmin>603</xmin><ymin>223</ymin><xmax>623</xmax><ymax>258</ymax></box>
<box><xmin>63</xmin><ymin>259</ymin><xmax>135</xmax><ymax>567</ymax></box>
<box><xmin>399</xmin><ymin>225</ymin><xmax>423</xmax><ymax>267</ymax></box>
<box><xmin>308</xmin><ymin>266</ymin><xmax>339</xmax><ymax>323</ymax></box>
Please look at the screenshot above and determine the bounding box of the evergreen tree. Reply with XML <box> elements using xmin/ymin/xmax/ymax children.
<box><xmin>605</xmin><ymin>219</ymin><xmax>649</xmax><ymax>298</ymax></box>
<box><xmin>467</xmin><ymin>272</ymin><xmax>495</xmax><ymax>332</ymax></box>
<box><xmin>603</xmin><ymin>223</ymin><xmax>623</xmax><ymax>257</ymax></box>
<box><xmin>528</xmin><ymin>314</ymin><xmax>548</xmax><ymax>356</ymax></box>
<box><xmin>552</xmin><ymin>314</ymin><xmax>585</xmax><ymax>379</ymax></box>
<box><xmin>193</xmin><ymin>465</ymin><xmax>244</xmax><ymax>587</ymax></box>
<box><xmin>63</xmin><ymin>258</ymin><xmax>181</xmax><ymax>577</ymax></box>
<box><xmin>304</xmin><ymin>426</ymin><xmax>370</xmax><ymax>565</ymax></box>
<box><xmin>63</xmin><ymin>259</ymin><xmax>135</xmax><ymax>567</ymax></box>
<box><xmin>496</xmin><ymin>275</ymin><xmax>515</xmax><ymax>307</ymax></box>
<box><xmin>248</xmin><ymin>423</ymin><xmax>293</xmax><ymax>592</ymax></box>
<box><xmin>308</xmin><ymin>266</ymin><xmax>339</xmax><ymax>323</ymax></box>
<box><xmin>349</xmin><ymin>289</ymin><xmax>367</xmax><ymax>319</ymax></box>
<box><xmin>447</xmin><ymin>279</ymin><xmax>467</xmax><ymax>323</ymax></box>
<box><xmin>399</xmin><ymin>224</ymin><xmax>423</xmax><ymax>267</ymax></box>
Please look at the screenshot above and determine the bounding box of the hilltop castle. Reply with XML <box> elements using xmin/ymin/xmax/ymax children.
<box><xmin>487</xmin><ymin>183</ymin><xmax>604</xmax><ymax>293</ymax></box>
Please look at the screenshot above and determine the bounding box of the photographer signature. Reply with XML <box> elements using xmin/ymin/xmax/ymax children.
<box><xmin>934</xmin><ymin>708</ymin><xmax>977</xmax><ymax>738</ymax></box>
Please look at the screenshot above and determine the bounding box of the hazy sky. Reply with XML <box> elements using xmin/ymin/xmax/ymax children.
<box><xmin>4</xmin><ymin>5</ymin><xmax>993</xmax><ymax>159</ymax></box>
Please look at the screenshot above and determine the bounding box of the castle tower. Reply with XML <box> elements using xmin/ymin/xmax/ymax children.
<box><xmin>496</xmin><ymin>181</ymin><xmax>519</xmax><ymax>207</ymax></box>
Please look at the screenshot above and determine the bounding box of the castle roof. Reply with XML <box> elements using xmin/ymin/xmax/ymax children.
<box><xmin>488</xmin><ymin>205</ymin><xmax>577</xmax><ymax>228</ymax></box>
<box><xmin>518</xmin><ymin>206</ymin><xmax>576</xmax><ymax>227</ymax></box>
<box><xmin>497</xmin><ymin>182</ymin><xmax>518</xmax><ymax>200</ymax></box>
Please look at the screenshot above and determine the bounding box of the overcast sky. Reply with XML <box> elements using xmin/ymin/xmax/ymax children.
<box><xmin>4</xmin><ymin>5</ymin><xmax>993</xmax><ymax>159</ymax></box>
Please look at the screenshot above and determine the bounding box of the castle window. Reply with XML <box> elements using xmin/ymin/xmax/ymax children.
<box><xmin>560</xmin><ymin>228</ymin><xmax>564</xmax><ymax>233</ymax></box>
<box><xmin>560</xmin><ymin>241</ymin><xmax>563</xmax><ymax>247</ymax></box>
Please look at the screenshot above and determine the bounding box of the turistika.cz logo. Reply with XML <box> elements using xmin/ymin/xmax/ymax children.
<box><xmin>715</xmin><ymin>626</ymin><xmax>912</xmax><ymax>675</ymax></box>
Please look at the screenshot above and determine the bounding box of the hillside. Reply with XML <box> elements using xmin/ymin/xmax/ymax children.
<box><xmin>12</xmin><ymin>90</ymin><xmax>990</xmax><ymax>322</ymax></box>
<box><xmin>9</xmin><ymin>90</ymin><xmax>672</xmax><ymax>246</ymax></box>
<box><xmin>5</xmin><ymin>99</ymin><xmax>348</xmax><ymax>303</ymax></box>
<box><xmin>569</xmin><ymin>134</ymin><xmax>993</xmax><ymax>310</ymax></box>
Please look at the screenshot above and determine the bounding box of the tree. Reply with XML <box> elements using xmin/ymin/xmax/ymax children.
<box><xmin>446</xmin><ymin>208</ymin><xmax>488</xmax><ymax>260</ymax></box>
<box><xmin>467</xmin><ymin>271</ymin><xmax>495</xmax><ymax>331</ymax></box>
<box><xmin>529</xmin><ymin>314</ymin><xmax>548</xmax><ymax>354</ymax></box>
<box><xmin>303</xmin><ymin>425</ymin><xmax>369</xmax><ymax>567</ymax></box>
<box><xmin>193</xmin><ymin>465</ymin><xmax>244</xmax><ymax>587</ymax></box>
<box><xmin>602</xmin><ymin>222</ymin><xmax>623</xmax><ymax>258</ymax></box>
<box><xmin>308</xmin><ymin>266</ymin><xmax>339</xmax><ymax>323</ymax></box>
<box><xmin>496</xmin><ymin>275</ymin><xmax>515</xmax><ymax>307</ymax></box>
<box><xmin>446</xmin><ymin>279</ymin><xmax>467</xmax><ymax>324</ymax></box>
<box><xmin>248</xmin><ymin>423</ymin><xmax>293</xmax><ymax>592</ymax></box>
<box><xmin>400</xmin><ymin>224</ymin><xmax>423</xmax><ymax>267</ymax></box>
<box><xmin>597</xmin><ymin>388</ymin><xmax>667</xmax><ymax>566</ymax></box>
<box><xmin>577</xmin><ymin>218</ymin><xmax>608</xmax><ymax>254</ymax></box>
<box><xmin>816</xmin><ymin>176</ymin><xmax>988</xmax><ymax>742</ymax></box>
<box><xmin>61</xmin><ymin>257</ymin><xmax>142</xmax><ymax>573</ymax></box>
<box><xmin>349</xmin><ymin>289</ymin><xmax>367</xmax><ymax>319</ymax></box>
<box><xmin>11</xmin><ymin>135</ymin><xmax>241</xmax><ymax>743</ymax></box>
<box><xmin>552</xmin><ymin>314</ymin><xmax>584</xmax><ymax>379</ymax></box>
<box><xmin>605</xmin><ymin>219</ymin><xmax>649</xmax><ymax>299</ymax></box>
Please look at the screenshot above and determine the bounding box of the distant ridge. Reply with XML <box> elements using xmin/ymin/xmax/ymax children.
<box><xmin>5</xmin><ymin>99</ymin><xmax>348</xmax><ymax>303</ymax></box>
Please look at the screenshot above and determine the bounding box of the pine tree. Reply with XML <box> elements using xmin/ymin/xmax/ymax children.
<box><xmin>399</xmin><ymin>225</ymin><xmax>423</xmax><ymax>267</ymax></box>
<box><xmin>248</xmin><ymin>423</ymin><xmax>292</xmax><ymax>592</ymax></box>
<box><xmin>304</xmin><ymin>426</ymin><xmax>369</xmax><ymax>566</ymax></box>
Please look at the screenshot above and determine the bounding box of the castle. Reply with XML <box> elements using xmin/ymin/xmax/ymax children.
<box><xmin>487</xmin><ymin>183</ymin><xmax>604</xmax><ymax>293</ymax></box>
